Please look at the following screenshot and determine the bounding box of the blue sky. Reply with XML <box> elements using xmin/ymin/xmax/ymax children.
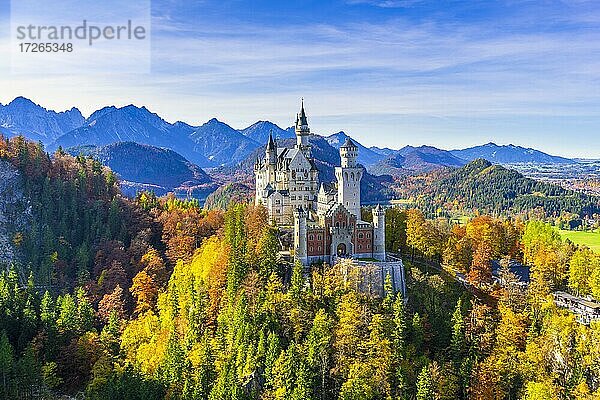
<box><xmin>1</xmin><ymin>0</ymin><xmax>599</xmax><ymax>157</ymax></box>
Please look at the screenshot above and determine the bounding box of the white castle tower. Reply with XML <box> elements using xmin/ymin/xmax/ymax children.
<box><xmin>254</xmin><ymin>101</ymin><xmax>319</xmax><ymax>224</ymax></box>
<box><xmin>372</xmin><ymin>204</ymin><xmax>386</xmax><ymax>261</ymax></box>
<box><xmin>335</xmin><ymin>138</ymin><xmax>362</xmax><ymax>218</ymax></box>
<box><xmin>294</xmin><ymin>206</ymin><xmax>308</xmax><ymax>264</ymax></box>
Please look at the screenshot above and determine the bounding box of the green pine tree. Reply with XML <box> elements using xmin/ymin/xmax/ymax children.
<box><xmin>416</xmin><ymin>365</ymin><xmax>433</xmax><ymax>400</ymax></box>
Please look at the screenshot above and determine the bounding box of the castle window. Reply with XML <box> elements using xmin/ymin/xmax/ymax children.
<box><xmin>310</xmin><ymin>246</ymin><xmax>313</xmax><ymax>252</ymax></box>
<box><xmin>358</xmin><ymin>233</ymin><xmax>364</xmax><ymax>239</ymax></box>
<box><xmin>318</xmin><ymin>246</ymin><xmax>322</xmax><ymax>251</ymax></box>
<box><xmin>276</xmin><ymin>200</ymin><xmax>280</xmax><ymax>205</ymax></box>
<box><xmin>318</xmin><ymin>235</ymin><xmax>322</xmax><ymax>240</ymax></box>
<box><xmin>309</xmin><ymin>234</ymin><xmax>314</xmax><ymax>241</ymax></box>
<box><xmin>367</xmin><ymin>233</ymin><xmax>371</xmax><ymax>238</ymax></box>
<box><xmin>358</xmin><ymin>244</ymin><xmax>362</xmax><ymax>250</ymax></box>
<box><xmin>291</xmin><ymin>195</ymin><xmax>296</xmax><ymax>200</ymax></box>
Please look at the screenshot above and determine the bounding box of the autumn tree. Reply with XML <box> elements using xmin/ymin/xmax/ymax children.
<box><xmin>307</xmin><ymin>309</ymin><xmax>332</xmax><ymax>399</ymax></box>
<box><xmin>568</xmin><ymin>248</ymin><xmax>597</xmax><ymax>296</ymax></box>
<box><xmin>468</xmin><ymin>241</ymin><xmax>493</xmax><ymax>287</ymax></box>
<box><xmin>443</xmin><ymin>224</ymin><xmax>472</xmax><ymax>274</ymax></box>
<box><xmin>130</xmin><ymin>271</ymin><xmax>158</xmax><ymax>314</ymax></box>
<box><xmin>406</xmin><ymin>209</ymin><xmax>426</xmax><ymax>261</ymax></box>
<box><xmin>98</xmin><ymin>285</ymin><xmax>127</xmax><ymax>323</ymax></box>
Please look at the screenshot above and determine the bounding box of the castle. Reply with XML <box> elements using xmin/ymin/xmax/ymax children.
<box><xmin>254</xmin><ymin>101</ymin><xmax>386</xmax><ymax>265</ymax></box>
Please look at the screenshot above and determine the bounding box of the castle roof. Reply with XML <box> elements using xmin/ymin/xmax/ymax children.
<box><xmin>295</xmin><ymin>99</ymin><xmax>310</xmax><ymax>135</ymax></box>
<box><xmin>257</xmin><ymin>144</ymin><xmax>317</xmax><ymax>174</ymax></box>
<box><xmin>298</xmin><ymin>99</ymin><xmax>308</xmax><ymax>127</ymax></box>
<box><xmin>263</xmin><ymin>186</ymin><xmax>290</xmax><ymax>199</ymax></box>
<box><xmin>319</xmin><ymin>182</ymin><xmax>336</xmax><ymax>194</ymax></box>
<box><xmin>267</xmin><ymin>130</ymin><xmax>276</xmax><ymax>151</ymax></box>
<box><xmin>341</xmin><ymin>137</ymin><xmax>358</xmax><ymax>150</ymax></box>
<box><xmin>276</xmin><ymin>147</ymin><xmax>298</xmax><ymax>163</ymax></box>
<box><xmin>325</xmin><ymin>202</ymin><xmax>350</xmax><ymax>218</ymax></box>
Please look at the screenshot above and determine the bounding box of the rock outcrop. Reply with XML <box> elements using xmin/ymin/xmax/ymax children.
<box><xmin>0</xmin><ymin>160</ymin><xmax>30</xmax><ymax>266</ymax></box>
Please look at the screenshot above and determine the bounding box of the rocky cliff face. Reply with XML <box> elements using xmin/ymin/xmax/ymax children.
<box><xmin>0</xmin><ymin>160</ymin><xmax>30</xmax><ymax>266</ymax></box>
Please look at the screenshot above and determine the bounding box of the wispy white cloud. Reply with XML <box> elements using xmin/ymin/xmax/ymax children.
<box><xmin>145</xmin><ymin>16</ymin><xmax>600</xmax><ymax>117</ymax></box>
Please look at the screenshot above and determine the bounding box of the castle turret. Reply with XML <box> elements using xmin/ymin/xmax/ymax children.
<box><xmin>263</xmin><ymin>130</ymin><xmax>277</xmax><ymax>185</ymax></box>
<box><xmin>266</xmin><ymin>130</ymin><xmax>277</xmax><ymax>164</ymax></box>
<box><xmin>295</xmin><ymin>99</ymin><xmax>311</xmax><ymax>158</ymax></box>
<box><xmin>294</xmin><ymin>206</ymin><xmax>308</xmax><ymax>264</ymax></box>
<box><xmin>372</xmin><ymin>204</ymin><xmax>386</xmax><ymax>261</ymax></box>
<box><xmin>335</xmin><ymin>138</ymin><xmax>362</xmax><ymax>218</ymax></box>
<box><xmin>340</xmin><ymin>137</ymin><xmax>358</xmax><ymax>167</ymax></box>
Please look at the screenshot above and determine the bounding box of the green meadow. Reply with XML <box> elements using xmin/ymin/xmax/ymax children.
<box><xmin>559</xmin><ymin>229</ymin><xmax>600</xmax><ymax>252</ymax></box>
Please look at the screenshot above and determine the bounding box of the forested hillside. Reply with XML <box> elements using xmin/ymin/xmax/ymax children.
<box><xmin>204</xmin><ymin>182</ymin><xmax>253</xmax><ymax>210</ymax></box>
<box><xmin>393</xmin><ymin>159</ymin><xmax>600</xmax><ymax>218</ymax></box>
<box><xmin>0</xmin><ymin>135</ymin><xmax>599</xmax><ymax>399</ymax></box>
<box><xmin>0</xmin><ymin>136</ymin><xmax>152</xmax><ymax>288</ymax></box>
<box><xmin>393</xmin><ymin>208</ymin><xmax>600</xmax><ymax>399</ymax></box>
<box><xmin>0</xmin><ymin>135</ymin><xmax>223</xmax><ymax>398</ymax></box>
<box><xmin>66</xmin><ymin>142</ymin><xmax>218</xmax><ymax>198</ymax></box>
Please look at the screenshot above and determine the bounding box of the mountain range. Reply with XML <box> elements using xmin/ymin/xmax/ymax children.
<box><xmin>188</xmin><ymin>118</ymin><xmax>260</xmax><ymax>166</ymax></box>
<box><xmin>369</xmin><ymin>145</ymin><xmax>466</xmax><ymax>175</ymax></box>
<box><xmin>240</xmin><ymin>120</ymin><xmax>295</xmax><ymax>143</ymax></box>
<box><xmin>0</xmin><ymin>97</ymin><xmax>581</xmax><ymax>195</ymax></box>
<box><xmin>0</xmin><ymin>97</ymin><xmax>84</xmax><ymax>143</ymax></box>
<box><xmin>51</xmin><ymin>106</ymin><xmax>259</xmax><ymax>168</ymax></box>
<box><xmin>0</xmin><ymin>98</ymin><xmax>270</xmax><ymax>168</ymax></box>
<box><xmin>450</xmin><ymin>142</ymin><xmax>574</xmax><ymax>164</ymax></box>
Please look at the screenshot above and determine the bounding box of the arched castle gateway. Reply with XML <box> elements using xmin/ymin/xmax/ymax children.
<box><xmin>254</xmin><ymin>101</ymin><xmax>386</xmax><ymax>265</ymax></box>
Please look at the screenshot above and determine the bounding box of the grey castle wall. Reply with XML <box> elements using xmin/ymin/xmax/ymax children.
<box><xmin>338</xmin><ymin>259</ymin><xmax>406</xmax><ymax>298</ymax></box>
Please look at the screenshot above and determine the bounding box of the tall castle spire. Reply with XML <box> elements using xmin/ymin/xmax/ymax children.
<box><xmin>266</xmin><ymin>129</ymin><xmax>277</xmax><ymax>165</ymax></box>
<box><xmin>295</xmin><ymin>98</ymin><xmax>311</xmax><ymax>157</ymax></box>
<box><xmin>267</xmin><ymin>129</ymin><xmax>276</xmax><ymax>150</ymax></box>
<box><xmin>295</xmin><ymin>98</ymin><xmax>310</xmax><ymax>135</ymax></box>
